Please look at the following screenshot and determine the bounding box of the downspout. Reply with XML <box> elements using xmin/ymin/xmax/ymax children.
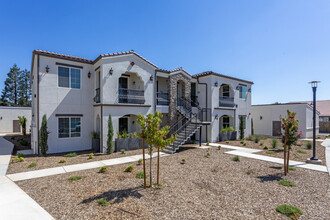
<box><xmin>154</xmin><ymin>70</ymin><xmax>157</xmax><ymax>113</ymax></box>
<box><xmin>197</xmin><ymin>77</ymin><xmax>208</xmax><ymax>142</ymax></box>
<box><xmin>37</xmin><ymin>54</ymin><xmax>40</xmax><ymax>155</ymax></box>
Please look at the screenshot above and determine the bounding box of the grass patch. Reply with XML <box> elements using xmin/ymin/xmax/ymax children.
<box><xmin>64</xmin><ymin>152</ymin><xmax>77</xmax><ymax>157</ymax></box>
<box><xmin>138</xmin><ymin>158</ymin><xmax>143</xmax><ymax>165</ymax></box>
<box><xmin>125</xmin><ymin>165</ymin><xmax>134</xmax><ymax>172</ymax></box>
<box><xmin>297</xmin><ymin>150</ymin><xmax>307</xmax><ymax>154</ymax></box>
<box><xmin>135</xmin><ymin>172</ymin><xmax>148</xmax><ymax>179</ymax></box>
<box><xmin>266</xmin><ymin>151</ymin><xmax>275</xmax><ymax>155</ymax></box>
<box><xmin>27</xmin><ymin>162</ymin><xmax>37</xmax><ymax>168</ymax></box>
<box><xmin>99</xmin><ymin>166</ymin><xmax>108</xmax><ymax>173</ymax></box>
<box><xmin>254</xmin><ymin>136</ymin><xmax>260</xmax><ymax>143</ymax></box>
<box><xmin>288</xmin><ymin>167</ymin><xmax>296</xmax><ymax>171</ymax></box>
<box><xmin>120</xmin><ymin>149</ymin><xmax>126</xmax><ymax>154</ymax></box>
<box><xmin>68</xmin><ymin>176</ymin><xmax>82</xmax><ymax>181</ymax></box>
<box><xmin>278</xmin><ymin>180</ymin><xmax>296</xmax><ymax>187</ymax></box>
<box><xmin>232</xmin><ymin>155</ymin><xmax>240</xmax><ymax>162</ymax></box>
<box><xmin>59</xmin><ymin>159</ymin><xmax>66</xmax><ymax>163</ymax></box>
<box><xmin>97</xmin><ymin>199</ymin><xmax>109</xmax><ymax>207</ymax></box>
<box><xmin>306</xmin><ymin>141</ymin><xmax>312</xmax><ymax>149</ymax></box>
<box><xmin>276</xmin><ymin>204</ymin><xmax>302</xmax><ymax>220</ymax></box>
<box><xmin>271</xmin><ymin>138</ymin><xmax>278</xmax><ymax>148</ymax></box>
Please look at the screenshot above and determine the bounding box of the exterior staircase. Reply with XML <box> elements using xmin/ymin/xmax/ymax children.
<box><xmin>163</xmin><ymin>97</ymin><xmax>210</xmax><ymax>154</ymax></box>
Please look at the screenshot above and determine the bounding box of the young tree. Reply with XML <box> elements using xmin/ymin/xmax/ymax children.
<box><xmin>1</xmin><ymin>64</ymin><xmax>21</xmax><ymax>106</ymax></box>
<box><xmin>18</xmin><ymin>116</ymin><xmax>27</xmax><ymax>135</ymax></box>
<box><xmin>154</xmin><ymin>123</ymin><xmax>176</xmax><ymax>185</ymax></box>
<box><xmin>281</xmin><ymin>110</ymin><xmax>301</xmax><ymax>175</ymax></box>
<box><xmin>137</xmin><ymin>114</ymin><xmax>148</xmax><ymax>188</ymax></box>
<box><xmin>40</xmin><ymin>114</ymin><xmax>49</xmax><ymax>156</ymax></box>
<box><xmin>107</xmin><ymin>114</ymin><xmax>114</xmax><ymax>153</ymax></box>
<box><xmin>18</xmin><ymin>69</ymin><xmax>31</xmax><ymax>106</ymax></box>
<box><xmin>239</xmin><ymin>115</ymin><xmax>245</xmax><ymax>140</ymax></box>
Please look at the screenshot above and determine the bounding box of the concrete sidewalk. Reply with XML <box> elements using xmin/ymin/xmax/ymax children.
<box><xmin>321</xmin><ymin>139</ymin><xmax>330</xmax><ymax>175</ymax></box>
<box><xmin>0</xmin><ymin>135</ymin><xmax>53</xmax><ymax>220</ymax></box>
<box><xmin>7</xmin><ymin>152</ymin><xmax>169</xmax><ymax>182</ymax></box>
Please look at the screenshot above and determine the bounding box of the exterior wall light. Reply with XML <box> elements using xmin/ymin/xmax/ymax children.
<box><xmin>236</xmin><ymin>85</ymin><xmax>240</xmax><ymax>90</ymax></box>
<box><xmin>130</xmin><ymin>61</ymin><xmax>135</xmax><ymax>66</ymax></box>
<box><xmin>214</xmin><ymin>82</ymin><xmax>218</xmax><ymax>87</ymax></box>
<box><xmin>150</xmin><ymin>75</ymin><xmax>153</xmax><ymax>81</ymax></box>
<box><xmin>109</xmin><ymin>68</ymin><xmax>113</xmax><ymax>75</ymax></box>
<box><xmin>133</xmin><ymin>81</ymin><xmax>136</xmax><ymax>85</ymax></box>
<box><xmin>215</xmin><ymin>114</ymin><xmax>219</xmax><ymax>119</ymax></box>
<box><xmin>88</xmin><ymin>72</ymin><xmax>91</xmax><ymax>78</ymax></box>
<box><xmin>45</xmin><ymin>65</ymin><xmax>50</xmax><ymax>73</ymax></box>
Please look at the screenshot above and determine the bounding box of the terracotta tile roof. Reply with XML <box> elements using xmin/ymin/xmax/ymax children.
<box><xmin>192</xmin><ymin>71</ymin><xmax>254</xmax><ymax>84</ymax></box>
<box><xmin>289</xmin><ymin>100</ymin><xmax>330</xmax><ymax>116</ymax></box>
<box><xmin>33</xmin><ymin>49</ymin><xmax>158</xmax><ymax>68</ymax></box>
<box><xmin>156</xmin><ymin>67</ymin><xmax>191</xmax><ymax>76</ymax></box>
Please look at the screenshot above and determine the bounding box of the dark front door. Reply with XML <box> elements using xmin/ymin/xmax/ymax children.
<box><xmin>13</xmin><ymin>120</ymin><xmax>20</xmax><ymax>133</ymax></box>
<box><xmin>119</xmin><ymin>77</ymin><xmax>128</xmax><ymax>103</ymax></box>
<box><xmin>119</xmin><ymin>118</ymin><xmax>128</xmax><ymax>133</ymax></box>
<box><xmin>272</xmin><ymin>121</ymin><xmax>281</xmax><ymax>137</ymax></box>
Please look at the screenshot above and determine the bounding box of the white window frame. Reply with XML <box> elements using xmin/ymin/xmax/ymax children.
<box><xmin>58</xmin><ymin>117</ymin><xmax>82</xmax><ymax>139</ymax></box>
<box><xmin>58</xmin><ymin>66</ymin><xmax>81</xmax><ymax>89</ymax></box>
<box><xmin>239</xmin><ymin>85</ymin><xmax>247</xmax><ymax>99</ymax></box>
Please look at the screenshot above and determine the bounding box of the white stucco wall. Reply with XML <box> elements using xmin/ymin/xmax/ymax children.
<box><xmin>0</xmin><ymin>107</ymin><xmax>32</xmax><ymax>133</ymax></box>
<box><xmin>251</xmin><ymin>104</ymin><xmax>319</xmax><ymax>138</ymax></box>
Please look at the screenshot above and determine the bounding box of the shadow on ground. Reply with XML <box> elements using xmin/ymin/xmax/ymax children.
<box><xmin>256</xmin><ymin>173</ymin><xmax>283</xmax><ymax>182</ymax></box>
<box><xmin>81</xmin><ymin>186</ymin><xmax>143</xmax><ymax>205</ymax></box>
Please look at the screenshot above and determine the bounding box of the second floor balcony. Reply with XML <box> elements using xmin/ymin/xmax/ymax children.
<box><xmin>219</xmin><ymin>96</ymin><xmax>236</xmax><ymax>108</ymax></box>
<box><xmin>119</xmin><ymin>88</ymin><xmax>145</xmax><ymax>104</ymax></box>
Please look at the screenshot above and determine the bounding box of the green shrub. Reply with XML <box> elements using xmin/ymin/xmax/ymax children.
<box><xmin>288</xmin><ymin>167</ymin><xmax>296</xmax><ymax>171</ymax></box>
<box><xmin>138</xmin><ymin>158</ymin><xmax>143</xmax><ymax>165</ymax></box>
<box><xmin>68</xmin><ymin>176</ymin><xmax>82</xmax><ymax>181</ymax></box>
<box><xmin>240</xmin><ymin>139</ymin><xmax>244</xmax><ymax>144</ymax></box>
<box><xmin>92</xmin><ymin>131</ymin><xmax>99</xmax><ymax>139</ymax></box>
<box><xmin>128</xmin><ymin>133</ymin><xmax>134</xmax><ymax>138</ymax></box>
<box><xmin>17</xmin><ymin>153</ymin><xmax>24</xmax><ymax>158</ymax></box>
<box><xmin>276</xmin><ymin>204</ymin><xmax>302</xmax><ymax>220</ymax></box>
<box><xmin>206</xmin><ymin>142</ymin><xmax>209</xmax><ymax>146</ymax></box>
<box><xmin>217</xmin><ymin>145</ymin><xmax>221</xmax><ymax>150</ymax></box>
<box><xmin>121</xmin><ymin>130</ymin><xmax>128</xmax><ymax>138</ymax></box>
<box><xmin>205</xmin><ymin>152</ymin><xmax>211</xmax><ymax>158</ymax></box>
<box><xmin>181</xmin><ymin>158</ymin><xmax>186</xmax><ymax>164</ymax></box>
<box><xmin>243</xmin><ymin>143</ymin><xmax>246</xmax><ymax>146</ymax></box>
<box><xmin>97</xmin><ymin>199</ymin><xmax>109</xmax><ymax>207</ymax></box>
<box><xmin>89</xmin><ymin>153</ymin><xmax>94</xmax><ymax>159</ymax></box>
<box><xmin>59</xmin><ymin>159</ymin><xmax>66</xmax><ymax>163</ymax></box>
<box><xmin>12</xmin><ymin>157</ymin><xmax>24</xmax><ymax>162</ymax></box>
<box><xmin>20</xmin><ymin>140</ymin><xmax>28</xmax><ymax>146</ymax></box>
<box><xmin>263</xmin><ymin>146</ymin><xmax>268</xmax><ymax>150</ymax></box>
<box><xmin>271</xmin><ymin>138</ymin><xmax>278</xmax><ymax>148</ymax></box>
<box><xmin>28</xmin><ymin>162</ymin><xmax>37</xmax><ymax>168</ymax></box>
<box><xmin>306</xmin><ymin>141</ymin><xmax>312</xmax><ymax>149</ymax></box>
<box><xmin>278</xmin><ymin>180</ymin><xmax>296</xmax><ymax>187</ymax></box>
<box><xmin>135</xmin><ymin>172</ymin><xmax>148</xmax><ymax>179</ymax></box>
<box><xmin>192</xmin><ymin>140</ymin><xmax>196</xmax><ymax>144</ymax></box>
<box><xmin>297</xmin><ymin>150</ymin><xmax>307</xmax><ymax>154</ymax></box>
<box><xmin>64</xmin><ymin>152</ymin><xmax>77</xmax><ymax>157</ymax></box>
<box><xmin>99</xmin><ymin>166</ymin><xmax>108</xmax><ymax>173</ymax></box>
<box><xmin>120</xmin><ymin>149</ymin><xmax>126</xmax><ymax>154</ymax></box>
<box><xmin>232</xmin><ymin>155</ymin><xmax>240</xmax><ymax>162</ymax></box>
<box><xmin>225</xmin><ymin>141</ymin><xmax>230</xmax><ymax>144</ymax></box>
<box><xmin>254</xmin><ymin>136</ymin><xmax>260</xmax><ymax>143</ymax></box>
<box><xmin>266</xmin><ymin>151</ymin><xmax>275</xmax><ymax>155</ymax></box>
<box><xmin>125</xmin><ymin>165</ymin><xmax>134</xmax><ymax>172</ymax></box>
<box><xmin>259</xmin><ymin>142</ymin><xmax>263</xmax><ymax>146</ymax></box>
<box><xmin>247</xmin><ymin>166</ymin><xmax>254</xmax><ymax>175</ymax></box>
<box><xmin>220</xmin><ymin>126</ymin><xmax>235</xmax><ymax>132</ymax></box>
<box><xmin>247</xmin><ymin>135</ymin><xmax>254</xmax><ymax>141</ymax></box>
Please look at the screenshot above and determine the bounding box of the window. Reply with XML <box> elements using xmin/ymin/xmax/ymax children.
<box><xmin>58</xmin><ymin>66</ymin><xmax>81</xmax><ymax>89</ymax></box>
<box><xmin>239</xmin><ymin>115</ymin><xmax>246</xmax><ymax>129</ymax></box>
<box><xmin>222</xmin><ymin>116</ymin><xmax>230</xmax><ymax>128</ymax></box>
<box><xmin>222</xmin><ymin>85</ymin><xmax>230</xmax><ymax>97</ymax></box>
<box><xmin>58</xmin><ymin>117</ymin><xmax>81</xmax><ymax>138</ymax></box>
<box><xmin>239</xmin><ymin>85</ymin><xmax>247</xmax><ymax>99</ymax></box>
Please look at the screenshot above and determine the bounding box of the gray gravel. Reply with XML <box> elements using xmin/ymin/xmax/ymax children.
<box><xmin>17</xmin><ymin>145</ymin><xmax>330</xmax><ymax>219</ymax></box>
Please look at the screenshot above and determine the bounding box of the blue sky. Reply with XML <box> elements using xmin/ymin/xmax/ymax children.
<box><xmin>0</xmin><ymin>0</ymin><xmax>329</xmax><ymax>104</ymax></box>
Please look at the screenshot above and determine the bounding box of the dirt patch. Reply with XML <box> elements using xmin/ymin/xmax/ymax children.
<box><xmin>219</xmin><ymin>138</ymin><xmax>326</xmax><ymax>163</ymax></box>
<box><xmin>3</xmin><ymin>133</ymin><xmax>31</xmax><ymax>153</ymax></box>
<box><xmin>7</xmin><ymin>148</ymin><xmax>145</xmax><ymax>174</ymax></box>
<box><xmin>17</xmin><ymin>146</ymin><xmax>329</xmax><ymax>219</ymax></box>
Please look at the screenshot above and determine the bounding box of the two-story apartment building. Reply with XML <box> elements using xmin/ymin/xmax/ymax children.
<box><xmin>30</xmin><ymin>50</ymin><xmax>253</xmax><ymax>154</ymax></box>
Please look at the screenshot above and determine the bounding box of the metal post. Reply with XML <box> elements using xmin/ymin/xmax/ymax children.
<box><xmin>199</xmin><ymin>127</ymin><xmax>202</xmax><ymax>147</ymax></box>
<box><xmin>311</xmin><ymin>86</ymin><xmax>318</xmax><ymax>160</ymax></box>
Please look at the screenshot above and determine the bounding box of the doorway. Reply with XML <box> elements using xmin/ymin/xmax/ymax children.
<box><xmin>272</xmin><ymin>121</ymin><xmax>281</xmax><ymax>136</ymax></box>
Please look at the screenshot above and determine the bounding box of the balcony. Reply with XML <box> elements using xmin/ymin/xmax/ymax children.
<box><xmin>94</xmin><ymin>88</ymin><xmax>100</xmax><ymax>103</ymax></box>
<box><xmin>119</xmin><ymin>88</ymin><xmax>145</xmax><ymax>104</ymax></box>
<box><xmin>219</xmin><ymin>96</ymin><xmax>236</xmax><ymax>108</ymax></box>
<box><xmin>157</xmin><ymin>92</ymin><xmax>169</xmax><ymax>105</ymax></box>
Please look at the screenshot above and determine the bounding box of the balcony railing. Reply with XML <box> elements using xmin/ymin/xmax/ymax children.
<box><xmin>94</xmin><ymin>88</ymin><xmax>100</xmax><ymax>103</ymax></box>
<box><xmin>157</xmin><ymin>92</ymin><xmax>169</xmax><ymax>105</ymax></box>
<box><xmin>219</xmin><ymin>96</ymin><xmax>236</xmax><ymax>108</ymax></box>
<box><xmin>119</xmin><ymin>88</ymin><xmax>145</xmax><ymax>104</ymax></box>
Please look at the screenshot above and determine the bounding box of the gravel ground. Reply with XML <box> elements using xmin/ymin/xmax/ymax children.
<box><xmin>218</xmin><ymin>139</ymin><xmax>326</xmax><ymax>164</ymax></box>
<box><xmin>17</xmin><ymin>145</ymin><xmax>329</xmax><ymax>220</ymax></box>
<box><xmin>7</xmin><ymin>149</ymin><xmax>144</xmax><ymax>174</ymax></box>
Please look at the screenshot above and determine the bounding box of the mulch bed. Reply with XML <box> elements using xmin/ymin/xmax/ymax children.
<box><xmin>7</xmin><ymin>149</ymin><xmax>144</xmax><ymax>174</ymax></box>
<box><xmin>218</xmin><ymin>138</ymin><xmax>326</xmax><ymax>164</ymax></box>
<box><xmin>3</xmin><ymin>133</ymin><xmax>31</xmax><ymax>153</ymax></box>
<box><xmin>17</xmin><ymin>146</ymin><xmax>329</xmax><ymax>219</ymax></box>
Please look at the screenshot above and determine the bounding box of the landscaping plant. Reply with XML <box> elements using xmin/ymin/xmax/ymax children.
<box><xmin>125</xmin><ymin>165</ymin><xmax>134</xmax><ymax>172</ymax></box>
<box><xmin>254</xmin><ymin>136</ymin><xmax>260</xmax><ymax>143</ymax></box>
<box><xmin>181</xmin><ymin>158</ymin><xmax>186</xmax><ymax>164</ymax></box>
<box><xmin>136</xmin><ymin>172</ymin><xmax>148</xmax><ymax>179</ymax></box>
<box><xmin>271</xmin><ymin>138</ymin><xmax>278</xmax><ymax>148</ymax></box>
<box><xmin>68</xmin><ymin>176</ymin><xmax>82</xmax><ymax>181</ymax></box>
<box><xmin>281</xmin><ymin>110</ymin><xmax>301</xmax><ymax>175</ymax></box>
<box><xmin>206</xmin><ymin>141</ymin><xmax>209</xmax><ymax>146</ymax></box>
<box><xmin>97</xmin><ymin>199</ymin><xmax>109</xmax><ymax>207</ymax></box>
<box><xmin>276</xmin><ymin>204</ymin><xmax>302</xmax><ymax>220</ymax></box>
<box><xmin>107</xmin><ymin>114</ymin><xmax>114</xmax><ymax>154</ymax></box>
<box><xmin>89</xmin><ymin>153</ymin><xmax>94</xmax><ymax>159</ymax></box>
<box><xmin>217</xmin><ymin>145</ymin><xmax>221</xmax><ymax>150</ymax></box>
<box><xmin>278</xmin><ymin>180</ymin><xmax>296</xmax><ymax>187</ymax></box>
<box><xmin>99</xmin><ymin>166</ymin><xmax>108</xmax><ymax>173</ymax></box>
<box><xmin>137</xmin><ymin>114</ymin><xmax>148</xmax><ymax>189</ymax></box>
<box><xmin>59</xmin><ymin>159</ymin><xmax>66</xmax><ymax>163</ymax></box>
<box><xmin>138</xmin><ymin>158</ymin><xmax>143</xmax><ymax>165</ymax></box>
<box><xmin>306</xmin><ymin>141</ymin><xmax>312</xmax><ymax>149</ymax></box>
<box><xmin>64</xmin><ymin>152</ymin><xmax>77</xmax><ymax>157</ymax></box>
<box><xmin>297</xmin><ymin>149</ymin><xmax>307</xmax><ymax>154</ymax></box>
<box><xmin>120</xmin><ymin>149</ymin><xmax>126</xmax><ymax>154</ymax></box>
<box><xmin>40</xmin><ymin>114</ymin><xmax>49</xmax><ymax>156</ymax></box>
<box><xmin>232</xmin><ymin>155</ymin><xmax>240</xmax><ymax>162</ymax></box>
<box><xmin>225</xmin><ymin>141</ymin><xmax>230</xmax><ymax>144</ymax></box>
<box><xmin>28</xmin><ymin>162</ymin><xmax>37</xmax><ymax>168</ymax></box>
<box><xmin>239</xmin><ymin>115</ymin><xmax>244</xmax><ymax>140</ymax></box>
<box><xmin>18</xmin><ymin>116</ymin><xmax>27</xmax><ymax>135</ymax></box>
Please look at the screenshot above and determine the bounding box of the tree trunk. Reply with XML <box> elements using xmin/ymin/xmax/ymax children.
<box><xmin>157</xmin><ymin>147</ymin><xmax>160</xmax><ymax>185</ymax></box>
<box><xmin>149</xmin><ymin>147</ymin><xmax>152</xmax><ymax>187</ymax></box>
<box><xmin>286</xmin><ymin>149</ymin><xmax>290</xmax><ymax>174</ymax></box>
<box><xmin>284</xmin><ymin>144</ymin><xmax>287</xmax><ymax>176</ymax></box>
<box><xmin>142</xmin><ymin>138</ymin><xmax>146</xmax><ymax>189</ymax></box>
